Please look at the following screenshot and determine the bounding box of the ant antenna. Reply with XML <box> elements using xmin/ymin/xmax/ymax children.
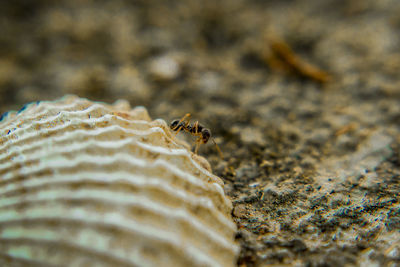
<box><xmin>211</xmin><ymin>138</ymin><xmax>224</xmax><ymax>159</ymax></box>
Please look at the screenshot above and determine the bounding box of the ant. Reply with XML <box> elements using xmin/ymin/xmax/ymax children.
<box><xmin>169</xmin><ymin>113</ymin><xmax>223</xmax><ymax>159</ymax></box>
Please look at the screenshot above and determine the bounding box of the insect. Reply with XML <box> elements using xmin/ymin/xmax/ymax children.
<box><xmin>170</xmin><ymin>113</ymin><xmax>223</xmax><ymax>159</ymax></box>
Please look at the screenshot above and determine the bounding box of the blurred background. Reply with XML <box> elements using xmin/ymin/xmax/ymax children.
<box><xmin>1</xmin><ymin>0</ymin><xmax>400</xmax><ymax>266</ymax></box>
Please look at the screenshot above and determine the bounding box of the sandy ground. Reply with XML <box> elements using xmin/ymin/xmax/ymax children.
<box><xmin>1</xmin><ymin>0</ymin><xmax>399</xmax><ymax>266</ymax></box>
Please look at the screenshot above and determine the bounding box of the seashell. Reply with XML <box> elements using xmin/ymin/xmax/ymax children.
<box><xmin>0</xmin><ymin>95</ymin><xmax>238</xmax><ymax>267</ymax></box>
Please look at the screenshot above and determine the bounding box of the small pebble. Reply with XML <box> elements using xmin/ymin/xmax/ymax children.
<box><xmin>148</xmin><ymin>55</ymin><xmax>180</xmax><ymax>81</ymax></box>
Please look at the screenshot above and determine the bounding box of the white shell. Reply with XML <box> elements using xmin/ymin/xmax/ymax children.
<box><xmin>0</xmin><ymin>95</ymin><xmax>238</xmax><ymax>267</ymax></box>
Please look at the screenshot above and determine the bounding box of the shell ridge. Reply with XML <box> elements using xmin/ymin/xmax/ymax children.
<box><xmin>1</xmin><ymin>237</ymin><xmax>220</xmax><ymax>267</ymax></box>
<box><xmin>0</xmin><ymin>195</ymin><xmax>237</xmax><ymax>255</ymax></box>
<box><xmin>0</xmin><ymin>98</ymin><xmax>150</xmax><ymax>136</ymax></box>
<box><xmin>0</xmin><ymin>151</ymin><xmax>233</xmax><ymax>212</ymax></box>
<box><xmin>0</xmin><ymin>125</ymin><xmax>173</xmax><ymax>163</ymax></box>
<box><xmin>0</xmin><ymin>251</ymin><xmax>57</xmax><ymax>267</ymax></box>
<box><xmin>0</xmin><ymin>216</ymin><xmax>223</xmax><ymax>267</ymax></box>
<box><xmin>0</xmin><ymin>171</ymin><xmax>233</xmax><ymax>223</ymax></box>
<box><xmin>1</xmin><ymin>158</ymin><xmax>205</xmax><ymax>191</ymax></box>
<box><xmin>0</xmin><ymin>98</ymin><xmax>85</xmax><ymax>128</ymax></box>
<box><xmin>0</xmin><ymin>179</ymin><xmax>237</xmax><ymax>236</ymax></box>
<box><xmin>0</xmin><ymin>237</ymin><xmax>142</xmax><ymax>267</ymax></box>
<box><xmin>0</xmin><ymin>154</ymin><xmax>212</xmax><ymax>192</ymax></box>
<box><xmin>0</xmin><ymin>100</ymin><xmax>122</xmax><ymax>136</ymax></box>
<box><xmin>0</xmin><ymin>132</ymin><xmax>219</xmax><ymax>187</ymax></box>
<box><xmin>1</xmin><ymin>104</ymin><xmax>121</xmax><ymax>144</ymax></box>
<box><xmin>0</xmin><ymin>119</ymin><xmax>176</xmax><ymax>155</ymax></box>
<box><xmin>0</xmin><ymin>142</ymin><xmax>231</xmax><ymax>215</ymax></box>
<box><xmin>0</xmin><ymin>175</ymin><xmax>236</xmax><ymax>230</ymax></box>
<box><xmin>0</xmin><ymin>95</ymin><xmax>106</xmax><ymax>126</ymax></box>
<box><xmin>1</xmin><ymin>145</ymin><xmax>208</xmax><ymax>188</ymax></box>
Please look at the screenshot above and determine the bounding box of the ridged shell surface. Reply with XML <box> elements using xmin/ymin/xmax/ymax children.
<box><xmin>0</xmin><ymin>95</ymin><xmax>238</xmax><ymax>267</ymax></box>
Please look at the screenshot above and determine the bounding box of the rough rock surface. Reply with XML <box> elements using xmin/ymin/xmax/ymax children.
<box><xmin>0</xmin><ymin>0</ymin><xmax>399</xmax><ymax>266</ymax></box>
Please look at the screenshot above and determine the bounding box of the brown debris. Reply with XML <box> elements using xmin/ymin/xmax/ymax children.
<box><xmin>264</xmin><ymin>36</ymin><xmax>332</xmax><ymax>83</ymax></box>
<box><xmin>334</xmin><ymin>123</ymin><xmax>357</xmax><ymax>137</ymax></box>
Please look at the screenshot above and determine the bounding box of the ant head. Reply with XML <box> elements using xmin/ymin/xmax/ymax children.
<box><xmin>201</xmin><ymin>128</ymin><xmax>211</xmax><ymax>143</ymax></box>
<box><xmin>170</xmin><ymin>119</ymin><xmax>180</xmax><ymax>130</ymax></box>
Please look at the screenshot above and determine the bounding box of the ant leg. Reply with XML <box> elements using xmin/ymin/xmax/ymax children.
<box><xmin>211</xmin><ymin>138</ymin><xmax>224</xmax><ymax>159</ymax></box>
<box><xmin>191</xmin><ymin>122</ymin><xmax>201</xmax><ymax>154</ymax></box>
<box><xmin>178</xmin><ymin>113</ymin><xmax>191</xmax><ymax>129</ymax></box>
<box><xmin>194</xmin><ymin>137</ymin><xmax>201</xmax><ymax>154</ymax></box>
<box><xmin>172</xmin><ymin>113</ymin><xmax>191</xmax><ymax>131</ymax></box>
<box><xmin>171</xmin><ymin>113</ymin><xmax>191</xmax><ymax>141</ymax></box>
<box><xmin>172</xmin><ymin>126</ymin><xmax>183</xmax><ymax>139</ymax></box>
<box><xmin>193</xmin><ymin>121</ymin><xmax>199</xmax><ymax>134</ymax></box>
